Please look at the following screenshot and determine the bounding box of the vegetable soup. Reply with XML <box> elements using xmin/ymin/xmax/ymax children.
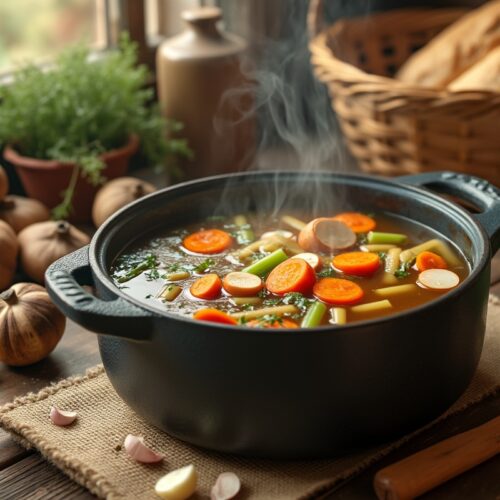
<box><xmin>110</xmin><ymin>212</ymin><xmax>469</xmax><ymax>328</ymax></box>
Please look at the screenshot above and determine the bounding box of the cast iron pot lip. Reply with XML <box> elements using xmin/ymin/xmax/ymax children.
<box><xmin>90</xmin><ymin>170</ymin><xmax>491</xmax><ymax>336</ymax></box>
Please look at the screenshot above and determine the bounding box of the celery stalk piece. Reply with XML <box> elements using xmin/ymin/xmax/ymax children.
<box><xmin>301</xmin><ymin>301</ymin><xmax>327</xmax><ymax>328</ymax></box>
<box><xmin>367</xmin><ymin>231</ymin><xmax>407</xmax><ymax>245</ymax></box>
<box><xmin>231</xmin><ymin>304</ymin><xmax>298</xmax><ymax>320</ymax></box>
<box><xmin>242</xmin><ymin>248</ymin><xmax>288</xmax><ymax>276</ymax></box>
<box><xmin>234</xmin><ymin>214</ymin><xmax>255</xmax><ymax>244</ymax></box>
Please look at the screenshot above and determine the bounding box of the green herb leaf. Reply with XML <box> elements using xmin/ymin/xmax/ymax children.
<box><xmin>194</xmin><ymin>258</ymin><xmax>215</xmax><ymax>274</ymax></box>
<box><xmin>317</xmin><ymin>267</ymin><xmax>337</xmax><ymax>278</ymax></box>
<box><xmin>395</xmin><ymin>261</ymin><xmax>412</xmax><ymax>279</ymax></box>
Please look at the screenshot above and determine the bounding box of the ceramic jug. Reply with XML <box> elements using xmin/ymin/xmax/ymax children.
<box><xmin>156</xmin><ymin>7</ymin><xmax>256</xmax><ymax>179</ymax></box>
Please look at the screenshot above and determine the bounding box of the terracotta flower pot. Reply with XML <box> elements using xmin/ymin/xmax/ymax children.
<box><xmin>3</xmin><ymin>135</ymin><xmax>139</xmax><ymax>223</ymax></box>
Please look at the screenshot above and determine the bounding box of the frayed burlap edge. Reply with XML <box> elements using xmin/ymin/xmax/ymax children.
<box><xmin>1</xmin><ymin>293</ymin><xmax>499</xmax><ymax>500</ymax></box>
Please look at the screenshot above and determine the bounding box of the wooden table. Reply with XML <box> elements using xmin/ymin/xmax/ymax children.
<box><xmin>0</xmin><ymin>253</ymin><xmax>499</xmax><ymax>500</ymax></box>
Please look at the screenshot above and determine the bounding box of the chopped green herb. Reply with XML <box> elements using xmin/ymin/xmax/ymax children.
<box><xmin>357</xmin><ymin>233</ymin><xmax>368</xmax><ymax>245</ymax></box>
<box><xmin>395</xmin><ymin>261</ymin><xmax>412</xmax><ymax>279</ymax></box>
<box><xmin>145</xmin><ymin>268</ymin><xmax>161</xmax><ymax>281</ymax></box>
<box><xmin>262</xmin><ymin>297</ymin><xmax>282</xmax><ymax>307</ymax></box>
<box><xmin>194</xmin><ymin>258</ymin><xmax>215</xmax><ymax>274</ymax></box>
<box><xmin>256</xmin><ymin>314</ymin><xmax>284</xmax><ymax>327</ymax></box>
<box><xmin>317</xmin><ymin>267</ymin><xmax>337</xmax><ymax>278</ymax></box>
<box><xmin>378</xmin><ymin>252</ymin><xmax>387</xmax><ymax>263</ymax></box>
<box><xmin>282</xmin><ymin>292</ymin><xmax>314</xmax><ymax>313</ymax></box>
<box><xmin>116</xmin><ymin>254</ymin><xmax>158</xmax><ymax>283</ymax></box>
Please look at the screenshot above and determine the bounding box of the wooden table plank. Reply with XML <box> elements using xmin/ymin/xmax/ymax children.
<box><xmin>0</xmin><ymin>320</ymin><xmax>100</xmax><ymax>407</ymax></box>
<box><xmin>0</xmin><ymin>454</ymin><xmax>93</xmax><ymax>500</ymax></box>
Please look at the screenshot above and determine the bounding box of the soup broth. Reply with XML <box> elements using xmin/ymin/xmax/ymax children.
<box><xmin>110</xmin><ymin>211</ymin><xmax>469</xmax><ymax>327</ymax></box>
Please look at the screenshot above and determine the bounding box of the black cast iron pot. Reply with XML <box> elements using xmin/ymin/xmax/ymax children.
<box><xmin>45</xmin><ymin>171</ymin><xmax>500</xmax><ymax>458</ymax></box>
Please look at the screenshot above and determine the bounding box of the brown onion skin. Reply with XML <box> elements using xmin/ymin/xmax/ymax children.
<box><xmin>0</xmin><ymin>283</ymin><xmax>65</xmax><ymax>366</ymax></box>
<box><xmin>0</xmin><ymin>220</ymin><xmax>18</xmax><ymax>292</ymax></box>
<box><xmin>18</xmin><ymin>220</ymin><xmax>90</xmax><ymax>284</ymax></box>
<box><xmin>0</xmin><ymin>166</ymin><xmax>8</xmax><ymax>201</ymax></box>
<box><xmin>92</xmin><ymin>177</ymin><xmax>156</xmax><ymax>228</ymax></box>
<box><xmin>0</xmin><ymin>195</ymin><xmax>50</xmax><ymax>233</ymax></box>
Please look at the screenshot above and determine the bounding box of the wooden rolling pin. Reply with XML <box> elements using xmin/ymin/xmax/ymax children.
<box><xmin>373</xmin><ymin>416</ymin><xmax>500</xmax><ymax>500</ymax></box>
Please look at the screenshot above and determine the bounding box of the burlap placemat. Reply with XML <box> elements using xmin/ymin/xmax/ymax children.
<box><xmin>1</xmin><ymin>295</ymin><xmax>499</xmax><ymax>500</ymax></box>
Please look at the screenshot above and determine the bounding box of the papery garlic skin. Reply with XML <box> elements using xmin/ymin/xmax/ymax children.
<box><xmin>49</xmin><ymin>406</ymin><xmax>77</xmax><ymax>426</ymax></box>
<box><xmin>124</xmin><ymin>434</ymin><xmax>163</xmax><ymax>463</ymax></box>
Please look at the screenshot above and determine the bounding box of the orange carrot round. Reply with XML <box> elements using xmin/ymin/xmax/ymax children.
<box><xmin>247</xmin><ymin>318</ymin><xmax>298</xmax><ymax>329</ymax></box>
<box><xmin>193</xmin><ymin>308</ymin><xmax>237</xmax><ymax>325</ymax></box>
<box><xmin>333</xmin><ymin>251</ymin><xmax>381</xmax><ymax>276</ymax></box>
<box><xmin>313</xmin><ymin>278</ymin><xmax>364</xmax><ymax>305</ymax></box>
<box><xmin>265</xmin><ymin>258</ymin><xmax>316</xmax><ymax>296</ymax></box>
<box><xmin>190</xmin><ymin>273</ymin><xmax>222</xmax><ymax>300</ymax></box>
<box><xmin>332</xmin><ymin>212</ymin><xmax>376</xmax><ymax>233</ymax></box>
<box><xmin>416</xmin><ymin>251</ymin><xmax>448</xmax><ymax>271</ymax></box>
<box><xmin>183</xmin><ymin>229</ymin><xmax>232</xmax><ymax>254</ymax></box>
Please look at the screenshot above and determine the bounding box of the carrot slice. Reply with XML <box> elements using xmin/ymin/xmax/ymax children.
<box><xmin>193</xmin><ymin>308</ymin><xmax>237</xmax><ymax>325</ymax></box>
<box><xmin>183</xmin><ymin>229</ymin><xmax>232</xmax><ymax>254</ymax></box>
<box><xmin>333</xmin><ymin>251</ymin><xmax>381</xmax><ymax>276</ymax></box>
<box><xmin>313</xmin><ymin>278</ymin><xmax>364</xmax><ymax>305</ymax></box>
<box><xmin>222</xmin><ymin>272</ymin><xmax>263</xmax><ymax>296</ymax></box>
<box><xmin>247</xmin><ymin>318</ymin><xmax>299</xmax><ymax>329</ymax></box>
<box><xmin>416</xmin><ymin>251</ymin><xmax>448</xmax><ymax>271</ymax></box>
<box><xmin>332</xmin><ymin>212</ymin><xmax>376</xmax><ymax>233</ymax></box>
<box><xmin>265</xmin><ymin>258</ymin><xmax>316</xmax><ymax>296</ymax></box>
<box><xmin>190</xmin><ymin>273</ymin><xmax>222</xmax><ymax>300</ymax></box>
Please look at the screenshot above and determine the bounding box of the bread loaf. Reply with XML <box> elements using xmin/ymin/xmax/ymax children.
<box><xmin>448</xmin><ymin>46</ymin><xmax>500</xmax><ymax>91</ymax></box>
<box><xmin>397</xmin><ymin>0</ymin><xmax>500</xmax><ymax>88</ymax></box>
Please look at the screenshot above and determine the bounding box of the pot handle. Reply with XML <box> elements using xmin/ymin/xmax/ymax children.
<box><xmin>399</xmin><ymin>171</ymin><xmax>500</xmax><ymax>254</ymax></box>
<box><xmin>45</xmin><ymin>246</ymin><xmax>154</xmax><ymax>342</ymax></box>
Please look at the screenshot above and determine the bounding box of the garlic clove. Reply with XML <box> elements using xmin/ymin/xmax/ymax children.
<box><xmin>49</xmin><ymin>406</ymin><xmax>78</xmax><ymax>426</ymax></box>
<box><xmin>124</xmin><ymin>434</ymin><xmax>163</xmax><ymax>463</ymax></box>
<box><xmin>211</xmin><ymin>472</ymin><xmax>241</xmax><ymax>500</ymax></box>
<box><xmin>155</xmin><ymin>464</ymin><xmax>197</xmax><ymax>500</ymax></box>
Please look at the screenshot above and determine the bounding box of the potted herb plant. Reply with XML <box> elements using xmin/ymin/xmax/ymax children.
<box><xmin>0</xmin><ymin>36</ymin><xmax>191</xmax><ymax>222</ymax></box>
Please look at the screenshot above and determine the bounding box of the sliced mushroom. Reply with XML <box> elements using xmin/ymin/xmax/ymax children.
<box><xmin>298</xmin><ymin>218</ymin><xmax>356</xmax><ymax>253</ymax></box>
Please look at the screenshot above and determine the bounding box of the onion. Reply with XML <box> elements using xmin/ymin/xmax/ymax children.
<box><xmin>298</xmin><ymin>218</ymin><xmax>356</xmax><ymax>253</ymax></box>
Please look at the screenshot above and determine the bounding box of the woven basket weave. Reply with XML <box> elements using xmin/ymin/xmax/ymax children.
<box><xmin>308</xmin><ymin>1</ymin><xmax>500</xmax><ymax>186</ymax></box>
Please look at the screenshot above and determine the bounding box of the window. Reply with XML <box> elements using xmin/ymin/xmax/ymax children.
<box><xmin>0</xmin><ymin>0</ymin><xmax>109</xmax><ymax>75</ymax></box>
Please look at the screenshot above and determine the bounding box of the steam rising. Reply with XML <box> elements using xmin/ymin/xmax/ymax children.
<box><xmin>213</xmin><ymin>2</ymin><xmax>352</xmax><ymax>218</ymax></box>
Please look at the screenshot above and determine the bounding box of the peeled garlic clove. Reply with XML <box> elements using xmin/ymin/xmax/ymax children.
<box><xmin>211</xmin><ymin>472</ymin><xmax>241</xmax><ymax>500</ymax></box>
<box><xmin>124</xmin><ymin>434</ymin><xmax>163</xmax><ymax>463</ymax></box>
<box><xmin>49</xmin><ymin>406</ymin><xmax>77</xmax><ymax>426</ymax></box>
<box><xmin>155</xmin><ymin>464</ymin><xmax>197</xmax><ymax>500</ymax></box>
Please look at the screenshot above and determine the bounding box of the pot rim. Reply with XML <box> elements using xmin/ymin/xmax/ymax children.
<box><xmin>3</xmin><ymin>134</ymin><xmax>139</xmax><ymax>171</ymax></box>
<box><xmin>90</xmin><ymin>170</ymin><xmax>491</xmax><ymax>336</ymax></box>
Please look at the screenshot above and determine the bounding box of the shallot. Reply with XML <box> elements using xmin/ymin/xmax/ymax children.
<box><xmin>49</xmin><ymin>406</ymin><xmax>77</xmax><ymax>426</ymax></box>
<box><xmin>211</xmin><ymin>472</ymin><xmax>241</xmax><ymax>500</ymax></box>
<box><xmin>124</xmin><ymin>434</ymin><xmax>163</xmax><ymax>463</ymax></box>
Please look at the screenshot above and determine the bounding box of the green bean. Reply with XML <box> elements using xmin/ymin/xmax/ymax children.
<box><xmin>242</xmin><ymin>248</ymin><xmax>288</xmax><ymax>276</ymax></box>
<box><xmin>281</xmin><ymin>215</ymin><xmax>306</xmax><ymax>231</ymax></box>
<box><xmin>373</xmin><ymin>284</ymin><xmax>417</xmax><ymax>297</ymax></box>
<box><xmin>329</xmin><ymin>307</ymin><xmax>346</xmax><ymax>325</ymax></box>
<box><xmin>231</xmin><ymin>304</ymin><xmax>298</xmax><ymax>320</ymax></box>
<box><xmin>301</xmin><ymin>301</ymin><xmax>327</xmax><ymax>328</ymax></box>
<box><xmin>159</xmin><ymin>284</ymin><xmax>182</xmax><ymax>301</ymax></box>
<box><xmin>367</xmin><ymin>231</ymin><xmax>407</xmax><ymax>245</ymax></box>
<box><xmin>351</xmin><ymin>300</ymin><xmax>392</xmax><ymax>314</ymax></box>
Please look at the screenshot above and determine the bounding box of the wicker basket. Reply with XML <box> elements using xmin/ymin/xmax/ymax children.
<box><xmin>308</xmin><ymin>1</ymin><xmax>500</xmax><ymax>186</ymax></box>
